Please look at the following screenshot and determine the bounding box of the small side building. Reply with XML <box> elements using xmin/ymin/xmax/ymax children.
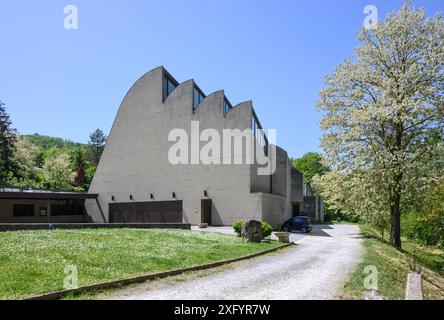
<box><xmin>0</xmin><ymin>187</ymin><xmax>100</xmax><ymax>224</ymax></box>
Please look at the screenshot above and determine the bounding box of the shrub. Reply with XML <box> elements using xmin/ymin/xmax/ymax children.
<box><xmin>337</xmin><ymin>211</ymin><xmax>360</xmax><ymax>223</ymax></box>
<box><xmin>261</xmin><ymin>221</ymin><xmax>273</xmax><ymax>238</ymax></box>
<box><xmin>232</xmin><ymin>220</ymin><xmax>245</xmax><ymax>236</ymax></box>
<box><xmin>324</xmin><ymin>210</ymin><xmax>335</xmax><ymax>222</ymax></box>
<box><xmin>402</xmin><ymin>211</ymin><xmax>444</xmax><ymax>247</ymax></box>
<box><xmin>233</xmin><ymin>220</ymin><xmax>274</xmax><ymax>238</ymax></box>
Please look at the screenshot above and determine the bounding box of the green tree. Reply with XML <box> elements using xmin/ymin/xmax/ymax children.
<box><xmin>69</xmin><ymin>146</ymin><xmax>91</xmax><ymax>190</ymax></box>
<box><xmin>316</xmin><ymin>4</ymin><xmax>444</xmax><ymax>248</ymax></box>
<box><xmin>43</xmin><ymin>146</ymin><xmax>63</xmax><ymax>161</ymax></box>
<box><xmin>403</xmin><ymin>182</ymin><xmax>444</xmax><ymax>246</ymax></box>
<box><xmin>0</xmin><ymin>101</ymin><xmax>17</xmax><ymax>184</ymax></box>
<box><xmin>291</xmin><ymin>152</ymin><xmax>329</xmax><ymax>183</ymax></box>
<box><xmin>88</xmin><ymin>129</ymin><xmax>107</xmax><ymax>166</ymax></box>
<box><xmin>84</xmin><ymin>165</ymin><xmax>96</xmax><ymax>190</ymax></box>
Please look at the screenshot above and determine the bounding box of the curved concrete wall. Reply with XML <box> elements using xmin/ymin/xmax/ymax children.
<box><xmin>86</xmin><ymin>66</ymin><xmax>286</xmax><ymax>226</ymax></box>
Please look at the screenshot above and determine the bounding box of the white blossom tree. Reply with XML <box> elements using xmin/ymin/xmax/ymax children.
<box><xmin>42</xmin><ymin>152</ymin><xmax>76</xmax><ymax>190</ymax></box>
<box><xmin>313</xmin><ymin>170</ymin><xmax>391</xmax><ymax>239</ymax></box>
<box><xmin>11</xmin><ymin>136</ymin><xmax>40</xmax><ymax>187</ymax></box>
<box><xmin>316</xmin><ymin>4</ymin><xmax>443</xmax><ymax>247</ymax></box>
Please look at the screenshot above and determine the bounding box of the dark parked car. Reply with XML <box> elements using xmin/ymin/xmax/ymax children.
<box><xmin>281</xmin><ymin>216</ymin><xmax>313</xmax><ymax>233</ymax></box>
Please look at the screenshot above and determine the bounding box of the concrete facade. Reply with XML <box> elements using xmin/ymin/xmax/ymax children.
<box><xmin>303</xmin><ymin>196</ymin><xmax>325</xmax><ymax>222</ymax></box>
<box><xmin>303</xmin><ymin>182</ymin><xmax>325</xmax><ymax>222</ymax></box>
<box><xmin>85</xmin><ymin>67</ymin><xmax>304</xmax><ymax>228</ymax></box>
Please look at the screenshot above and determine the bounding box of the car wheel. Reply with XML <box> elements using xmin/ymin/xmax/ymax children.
<box><xmin>282</xmin><ymin>226</ymin><xmax>290</xmax><ymax>232</ymax></box>
<box><xmin>301</xmin><ymin>227</ymin><xmax>307</xmax><ymax>233</ymax></box>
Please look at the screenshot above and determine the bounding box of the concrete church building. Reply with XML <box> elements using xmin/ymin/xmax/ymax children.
<box><xmin>85</xmin><ymin>67</ymin><xmax>305</xmax><ymax>227</ymax></box>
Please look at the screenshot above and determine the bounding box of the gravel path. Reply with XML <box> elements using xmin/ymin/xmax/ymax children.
<box><xmin>101</xmin><ymin>224</ymin><xmax>362</xmax><ymax>300</ymax></box>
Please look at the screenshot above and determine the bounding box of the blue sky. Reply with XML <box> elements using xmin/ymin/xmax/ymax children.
<box><xmin>0</xmin><ymin>0</ymin><xmax>442</xmax><ymax>158</ymax></box>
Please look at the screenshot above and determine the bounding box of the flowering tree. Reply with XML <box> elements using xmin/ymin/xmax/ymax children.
<box><xmin>11</xmin><ymin>136</ymin><xmax>40</xmax><ymax>187</ymax></box>
<box><xmin>313</xmin><ymin>170</ymin><xmax>391</xmax><ymax>239</ymax></box>
<box><xmin>42</xmin><ymin>153</ymin><xmax>76</xmax><ymax>190</ymax></box>
<box><xmin>316</xmin><ymin>4</ymin><xmax>443</xmax><ymax>247</ymax></box>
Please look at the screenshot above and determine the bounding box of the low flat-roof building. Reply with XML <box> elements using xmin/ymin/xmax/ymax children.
<box><xmin>0</xmin><ymin>186</ymin><xmax>100</xmax><ymax>223</ymax></box>
<box><xmin>85</xmin><ymin>66</ymin><xmax>305</xmax><ymax>228</ymax></box>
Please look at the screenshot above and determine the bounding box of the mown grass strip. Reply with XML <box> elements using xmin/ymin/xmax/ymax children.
<box><xmin>341</xmin><ymin>225</ymin><xmax>444</xmax><ymax>300</ymax></box>
<box><xmin>25</xmin><ymin>242</ymin><xmax>293</xmax><ymax>300</ymax></box>
<box><xmin>0</xmin><ymin>228</ymin><xmax>284</xmax><ymax>300</ymax></box>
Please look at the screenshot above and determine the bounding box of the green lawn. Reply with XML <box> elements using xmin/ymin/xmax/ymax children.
<box><xmin>0</xmin><ymin>228</ymin><xmax>281</xmax><ymax>300</ymax></box>
<box><xmin>341</xmin><ymin>225</ymin><xmax>444</xmax><ymax>300</ymax></box>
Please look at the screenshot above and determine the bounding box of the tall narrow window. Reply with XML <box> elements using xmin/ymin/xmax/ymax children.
<box><xmin>223</xmin><ymin>98</ymin><xmax>232</xmax><ymax>115</ymax></box>
<box><xmin>163</xmin><ymin>73</ymin><xmax>178</xmax><ymax>101</ymax></box>
<box><xmin>264</xmin><ymin>136</ymin><xmax>269</xmax><ymax>156</ymax></box>
<box><xmin>251</xmin><ymin>113</ymin><xmax>268</xmax><ymax>156</ymax></box>
<box><xmin>193</xmin><ymin>86</ymin><xmax>205</xmax><ymax>111</ymax></box>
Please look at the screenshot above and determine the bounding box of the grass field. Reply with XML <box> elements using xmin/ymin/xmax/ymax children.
<box><xmin>0</xmin><ymin>228</ymin><xmax>281</xmax><ymax>299</ymax></box>
<box><xmin>341</xmin><ymin>225</ymin><xmax>444</xmax><ymax>300</ymax></box>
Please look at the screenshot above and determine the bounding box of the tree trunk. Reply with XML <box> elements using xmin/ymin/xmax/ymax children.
<box><xmin>390</xmin><ymin>194</ymin><xmax>402</xmax><ymax>248</ymax></box>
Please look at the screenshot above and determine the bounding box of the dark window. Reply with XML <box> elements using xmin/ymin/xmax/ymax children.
<box><xmin>223</xmin><ymin>98</ymin><xmax>232</xmax><ymax>115</ymax></box>
<box><xmin>193</xmin><ymin>86</ymin><xmax>205</xmax><ymax>110</ymax></box>
<box><xmin>251</xmin><ymin>113</ymin><xmax>269</xmax><ymax>156</ymax></box>
<box><xmin>263</xmin><ymin>136</ymin><xmax>269</xmax><ymax>156</ymax></box>
<box><xmin>163</xmin><ymin>74</ymin><xmax>178</xmax><ymax>101</ymax></box>
<box><xmin>166</xmin><ymin>79</ymin><xmax>176</xmax><ymax>95</ymax></box>
<box><xmin>51</xmin><ymin>204</ymin><xmax>84</xmax><ymax>216</ymax></box>
<box><xmin>13</xmin><ymin>204</ymin><xmax>34</xmax><ymax>217</ymax></box>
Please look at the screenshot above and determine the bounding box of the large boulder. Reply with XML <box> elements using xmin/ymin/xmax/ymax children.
<box><xmin>241</xmin><ymin>220</ymin><xmax>263</xmax><ymax>243</ymax></box>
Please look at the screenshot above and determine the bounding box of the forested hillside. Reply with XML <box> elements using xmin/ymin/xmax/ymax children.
<box><xmin>6</xmin><ymin>133</ymin><xmax>106</xmax><ymax>191</ymax></box>
<box><xmin>23</xmin><ymin>134</ymin><xmax>84</xmax><ymax>150</ymax></box>
<box><xmin>0</xmin><ymin>102</ymin><xmax>107</xmax><ymax>192</ymax></box>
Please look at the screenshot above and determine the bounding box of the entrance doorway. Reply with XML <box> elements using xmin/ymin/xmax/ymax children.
<box><xmin>201</xmin><ymin>199</ymin><xmax>212</xmax><ymax>225</ymax></box>
<box><xmin>292</xmin><ymin>203</ymin><xmax>300</xmax><ymax>217</ymax></box>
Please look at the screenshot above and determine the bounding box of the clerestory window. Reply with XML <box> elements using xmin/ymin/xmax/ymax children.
<box><xmin>193</xmin><ymin>86</ymin><xmax>205</xmax><ymax>110</ymax></box>
<box><xmin>223</xmin><ymin>98</ymin><xmax>232</xmax><ymax>115</ymax></box>
<box><xmin>251</xmin><ymin>113</ymin><xmax>269</xmax><ymax>156</ymax></box>
<box><xmin>163</xmin><ymin>73</ymin><xmax>178</xmax><ymax>101</ymax></box>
